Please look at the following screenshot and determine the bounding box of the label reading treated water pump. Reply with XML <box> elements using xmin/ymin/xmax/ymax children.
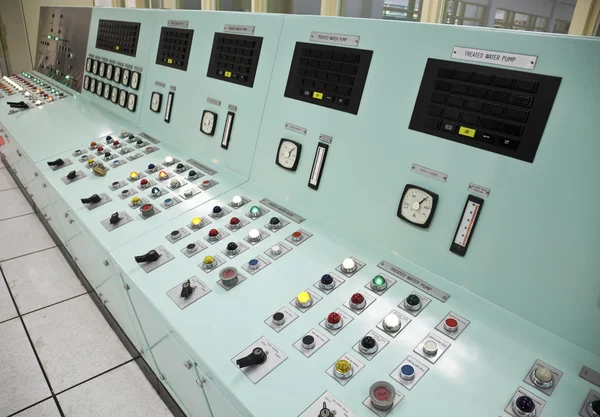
<box><xmin>452</xmin><ymin>46</ymin><xmax>537</xmax><ymax>70</ymax></box>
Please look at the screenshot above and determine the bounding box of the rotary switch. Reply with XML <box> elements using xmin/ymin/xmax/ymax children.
<box><xmin>235</xmin><ymin>347</ymin><xmax>267</xmax><ymax>369</ymax></box>
<box><xmin>359</xmin><ymin>335</ymin><xmax>378</xmax><ymax>354</ymax></box>
<box><xmin>134</xmin><ymin>250</ymin><xmax>160</xmax><ymax>263</ymax></box>
<box><xmin>66</xmin><ymin>170</ymin><xmax>77</xmax><ymax>180</ymax></box>
<box><xmin>512</xmin><ymin>395</ymin><xmax>536</xmax><ymax>417</ymax></box>
<box><xmin>180</xmin><ymin>280</ymin><xmax>194</xmax><ymax>298</ymax></box>
<box><xmin>47</xmin><ymin>158</ymin><xmax>64</xmax><ymax>167</ymax></box>
<box><xmin>81</xmin><ymin>194</ymin><xmax>101</xmax><ymax>205</ymax></box>
<box><xmin>109</xmin><ymin>212</ymin><xmax>121</xmax><ymax>225</ymax></box>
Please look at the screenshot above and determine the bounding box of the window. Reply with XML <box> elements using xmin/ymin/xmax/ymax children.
<box><xmin>443</xmin><ymin>1</ymin><xmax>487</xmax><ymax>27</ymax></box>
<box><xmin>495</xmin><ymin>9</ymin><xmax>548</xmax><ymax>32</ymax></box>
<box><xmin>553</xmin><ymin>19</ymin><xmax>571</xmax><ymax>34</ymax></box>
<box><xmin>382</xmin><ymin>1</ymin><xmax>421</xmax><ymax>22</ymax></box>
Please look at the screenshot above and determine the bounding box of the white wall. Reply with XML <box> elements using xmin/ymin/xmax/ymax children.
<box><xmin>0</xmin><ymin>0</ymin><xmax>32</xmax><ymax>73</ymax></box>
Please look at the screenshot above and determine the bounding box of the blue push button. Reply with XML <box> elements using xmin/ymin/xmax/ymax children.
<box><xmin>248</xmin><ymin>259</ymin><xmax>259</xmax><ymax>270</ymax></box>
<box><xmin>400</xmin><ymin>364</ymin><xmax>415</xmax><ymax>380</ymax></box>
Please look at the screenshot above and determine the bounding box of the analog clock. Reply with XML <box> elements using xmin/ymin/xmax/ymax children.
<box><xmin>98</xmin><ymin>62</ymin><xmax>106</xmax><ymax>78</ymax></box>
<box><xmin>121</xmin><ymin>68</ymin><xmax>130</xmax><ymax>87</ymax></box>
<box><xmin>127</xmin><ymin>93</ymin><xmax>137</xmax><ymax>112</ymax></box>
<box><xmin>85</xmin><ymin>58</ymin><xmax>92</xmax><ymax>72</ymax></box>
<box><xmin>103</xmin><ymin>83</ymin><xmax>111</xmax><ymax>100</ymax></box>
<box><xmin>200</xmin><ymin>110</ymin><xmax>217</xmax><ymax>136</ymax></box>
<box><xmin>397</xmin><ymin>184</ymin><xmax>439</xmax><ymax>228</ymax></box>
<box><xmin>106</xmin><ymin>64</ymin><xmax>113</xmax><ymax>80</ymax></box>
<box><xmin>150</xmin><ymin>92</ymin><xmax>162</xmax><ymax>113</ymax></box>
<box><xmin>113</xmin><ymin>66</ymin><xmax>121</xmax><ymax>83</ymax></box>
<box><xmin>118</xmin><ymin>90</ymin><xmax>127</xmax><ymax>107</ymax></box>
<box><xmin>130</xmin><ymin>71</ymin><xmax>140</xmax><ymax>90</ymax></box>
<box><xmin>92</xmin><ymin>60</ymin><xmax>98</xmax><ymax>74</ymax></box>
<box><xmin>276</xmin><ymin>138</ymin><xmax>302</xmax><ymax>171</ymax></box>
<box><xmin>111</xmin><ymin>86</ymin><xmax>119</xmax><ymax>103</ymax></box>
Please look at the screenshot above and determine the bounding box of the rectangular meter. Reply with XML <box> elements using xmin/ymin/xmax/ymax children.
<box><xmin>450</xmin><ymin>195</ymin><xmax>484</xmax><ymax>256</ymax></box>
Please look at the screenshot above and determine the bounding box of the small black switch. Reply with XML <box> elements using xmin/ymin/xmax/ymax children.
<box><xmin>440</xmin><ymin>122</ymin><xmax>457</xmax><ymax>133</ymax></box>
<box><xmin>47</xmin><ymin>158</ymin><xmax>65</xmax><ymax>167</ymax></box>
<box><xmin>66</xmin><ymin>170</ymin><xmax>77</xmax><ymax>180</ymax></box>
<box><xmin>496</xmin><ymin>136</ymin><xmax>520</xmax><ymax>150</ymax></box>
<box><xmin>81</xmin><ymin>194</ymin><xmax>101</xmax><ymax>204</ymax></box>
<box><xmin>476</xmin><ymin>131</ymin><xmax>496</xmax><ymax>144</ymax></box>
<box><xmin>443</xmin><ymin>109</ymin><xmax>462</xmax><ymax>121</ymax></box>
<box><xmin>180</xmin><ymin>279</ymin><xmax>194</xmax><ymax>298</ymax></box>
<box><xmin>509</xmin><ymin>94</ymin><xmax>533</xmax><ymax>107</ymax></box>
<box><xmin>319</xmin><ymin>402</ymin><xmax>333</xmax><ymax>417</ymax></box>
<box><xmin>514</xmin><ymin>79</ymin><xmax>538</xmax><ymax>92</ymax></box>
<box><xmin>109</xmin><ymin>212</ymin><xmax>121</xmax><ymax>225</ymax></box>
<box><xmin>462</xmin><ymin>113</ymin><xmax>480</xmax><ymax>126</ymax></box>
<box><xmin>236</xmin><ymin>347</ymin><xmax>267</xmax><ymax>369</ymax></box>
<box><xmin>134</xmin><ymin>249</ymin><xmax>160</xmax><ymax>264</ymax></box>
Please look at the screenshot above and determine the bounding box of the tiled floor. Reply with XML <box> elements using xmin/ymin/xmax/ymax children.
<box><xmin>0</xmin><ymin>167</ymin><xmax>174</xmax><ymax>417</ymax></box>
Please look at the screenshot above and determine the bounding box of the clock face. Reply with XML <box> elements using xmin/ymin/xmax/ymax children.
<box><xmin>200</xmin><ymin>110</ymin><xmax>217</xmax><ymax>135</ymax></box>
<box><xmin>111</xmin><ymin>86</ymin><xmax>119</xmax><ymax>103</ymax></box>
<box><xmin>96</xmin><ymin>81</ymin><xmax>103</xmax><ymax>96</ymax></box>
<box><xmin>122</xmin><ymin>69</ymin><xmax>130</xmax><ymax>87</ymax></box>
<box><xmin>113</xmin><ymin>66</ymin><xmax>121</xmax><ymax>83</ymax></box>
<box><xmin>83</xmin><ymin>76</ymin><xmax>90</xmax><ymax>90</ymax></box>
<box><xmin>276</xmin><ymin>139</ymin><xmax>302</xmax><ymax>171</ymax></box>
<box><xmin>92</xmin><ymin>60</ymin><xmax>98</xmax><ymax>74</ymax></box>
<box><xmin>106</xmin><ymin>64</ymin><xmax>113</xmax><ymax>80</ymax></box>
<box><xmin>118</xmin><ymin>90</ymin><xmax>127</xmax><ymax>107</ymax></box>
<box><xmin>103</xmin><ymin>84</ymin><xmax>111</xmax><ymax>99</ymax></box>
<box><xmin>127</xmin><ymin>93</ymin><xmax>137</xmax><ymax>112</ymax></box>
<box><xmin>130</xmin><ymin>71</ymin><xmax>140</xmax><ymax>90</ymax></box>
<box><xmin>397</xmin><ymin>184</ymin><xmax>439</xmax><ymax>228</ymax></box>
<box><xmin>89</xmin><ymin>78</ymin><xmax>96</xmax><ymax>92</ymax></box>
<box><xmin>98</xmin><ymin>62</ymin><xmax>106</xmax><ymax>78</ymax></box>
<box><xmin>86</xmin><ymin>58</ymin><xmax>92</xmax><ymax>72</ymax></box>
<box><xmin>150</xmin><ymin>92</ymin><xmax>162</xmax><ymax>113</ymax></box>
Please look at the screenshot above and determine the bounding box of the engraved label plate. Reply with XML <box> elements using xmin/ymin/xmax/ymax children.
<box><xmin>379</xmin><ymin>260</ymin><xmax>450</xmax><ymax>302</ymax></box>
<box><xmin>166</xmin><ymin>277</ymin><xmax>211</xmax><ymax>309</ymax></box>
<box><xmin>505</xmin><ymin>387</ymin><xmax>546</xmax><ymax>417</ymax></box>
<box><xmin>139</xmin><ymin>246</ymin><xmax>174</xmax><ymax>273</ymax></box>
<box><xmin>318</xmin><ymin>308</ymin><xmax>353</xmax><ymax>336</ymax></box>
<box><xmin>155</xmin><ymin>81</ymin><xmax>166</xmax><ymax>88</ymax></box>
<box><xmin>259</xmin><ymin>198</ymin><xmax>305</xmax><ymax>223</ymax></box>
<box><xmin>207</xmin><ymin>97</ymin><xmax>221</xmax><ymax>106</ymax></box>
<box><xmin>326</xmin><ymin>353</ymin><xmax>364</xmax><ymax>386</ymax></box>
<box><xmin>352</xmin><ymin>330</ymin><xmax>389</xmax><ymax>361</ymax></box>
<box><xmin>310</xmin><ymin>32</ymin><xmax>360</xmax><ymax>47</ymax></box>
<box><xmin>284</xmin><ymin>122</ymin><xmax>307</xmax><ymax>135</ymax></box>
<box><xmin>411</xmin><ymin>163</ymin><xmax>447</xmax><ymax>182</ymax></box>
<box><xmin>319</xmin><ymin>133</ymin><xmax>333</xmax><ymax>144</ymax></box>
<box><xmin>264</xmin><ymin>306</ymin><xmax>298</xmax><ymax>333</ymax></box>
<box><xmin>299</xmin><ymin>391</ymin><xmax>357</xmax><ymax>417</ymax></box>
<box><xmin>224</xmin><ymin>24</ymin><xmax>255</xmax><ymax>35</ymax></box>
<box><xmin>228</xmin><ymin>104</ymin><xmax>237</xmax><ymax>112</ymax></box>
<box><xmin>100</xmin><ymin>211</ymin><xmax>133</xmax><ymax>231</ymax></box>
<box><xmin>187</xmin><ymin>159</ymin><xmax>217</xmax><ymax>175</ymax></box>
<box><xmin>468</xmin><ymin>182</ymin><xmax>491</xmax><ymax>198</ymax></box>
<box><xmin>435</xmin><ymin>311</ymin><xmax>470</xmax><ymax>340</ymax></box>
<box><xmin>231</xmin><ymin>336</ymin><xmax>287</xmax><ymax>384</ymax></box>
<box><xmin>390</xmin><ymin>355</ymin><xmax>429</xmax><ymax>390</ymax></box>
<box><xmin>452</xmin><ymin>46</ymin><xmax>537</xmax><ymax>70</ymax></box>
<box><xmin>414</xmin><ymin>332</ymin><xmax>451</xmax><ymax>364</ymax></box>
<box><xmin>168</xmin><ymin>19</ymin><xmax>189</xmax><ymax>28</ymax></box>
<box><xmin>376</xmin><ymin>310</ymin><xmax>412</xmax><ymax>338</ymax></box>
<box><xmin>313</xmin><ymin>272</ymin><xmax>345</xmax><ymax>295</ymax></box>
<box><xmin>580</xmin><ymin>367</ymin><xmax>600</xmax><ymax>387</ymax></box>
<box><xmin>342</xmin><ymin>290</ymin><xmax>376</xmax><ymax>315</ymax></box>
<box><xmin>293</xmin><ymin>328</ymin><xmax>329</xmax><ymax>358</ymax></box>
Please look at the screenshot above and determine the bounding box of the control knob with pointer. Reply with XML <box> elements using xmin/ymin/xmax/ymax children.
<box><xmin>109</xmin><ymin>212</ymin><xmax>121</xmax><ymax>225</ymax></box>
<box><xmin>134</xmin><ymin>250</ymin><xmax>160</xmax><ymax>264</ymax></box>
<box><xmin>66</xmin><ymin>170</ymin><xmax>77</xmax><ymax>180</ymax></box>
<box><xmin>81</xmin><ymin>194</ymin><xmax>101</xmax><ymax>205</ymax></box>
<box><xmin>47</xmin><ymin>158</ymin><xmax>64</xmax><ymax>167</ymax></box>
<box><xmin>236</xmin><ymin>348</ymin><xmax>267</xmax><ymax>369</ymax></box>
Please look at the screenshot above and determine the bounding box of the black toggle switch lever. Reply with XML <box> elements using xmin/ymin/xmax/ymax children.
<box><xmin>109</xmin><ymin>212</ymin><xmax>121</xmax><ymax>225</ymax></box>
<box><xmin>318</xmin><ymin>402</ymin><xmax>333</xmax><ymax>417</ymax></box>
<box><xmin>47</xmin><ymin>158</ymin><xmax>65</xmax><ymax>167</ymax></box>
<box><xmin>180</xmin><ymin>279</ymin><xmax>194</xmax><ymax>298</ymax></box>
<box><xmin>81</xmin><ymin>194</ymin><xmax>101</xmax><ymax>205</ymax></box>
<box><xmin>66</xmin><ymin>170</ymin><xmax>77</xmax><ymax>180</ymax></box>
<box><xmin>235</xmin><ymin>347</ymin><xmax>267</xmax><ymax>369</ymax></box>
<box><xmin>134</xmin><ymin>250</ymin><xmax>160</xmax><ymax>264</ymax></box>
<box><xmin>7</xmin><ymin>101</ymin><xmax>28</xmax><ymax>109</ymax></box>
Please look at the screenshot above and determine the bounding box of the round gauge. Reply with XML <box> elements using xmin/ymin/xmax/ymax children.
<box><xmin>106</xmin><ymin>64</ymin><xmax>113</xmax><ymax>80</ymax></box>
<box><xmin>113</xmin><ymin>66</ymin><xmax>121</xmax><ymax>83</ymax></box>
<box><xmin>397</xmin><ymin>184</ymin><xmax>438</xmax><ymax>229</ymax></box>
<box><xmin>130</xmin><ymin>71</ymin><xmax>140</xmax><ymax>90</ymax></box>
<box><xmin>200</xmin><ymin>110</ymin><xmax>217</xmax><ymax>136</ymax></box>
<box><xmin>92</xmin><ymin>60</ymin><xmax>98</xmax><ymax>74</ymax></box>
<box><xmin>121</xmin><ymin>69</ymin><xmax>130</xmax><ymax>87</ymax></box>
<box><xmin>83</xmin><ymin>76</ymin><xmax>90</xmax><ymax>90</ymax></box>
<box><xmin>111</xmin><ymin>86</ymin><xmax>119</xmax><ymax>103</ymax></box>
<box><xmin>127</xmin><ymin>93</ymin><xmax>137</xmax><ymax>112</ymax></box>
<box><xmin>276</xmin><ymin>138</ymin><xmax>302</xmax><ymax>171</ymax></box>
<box><xmin>98</xmin><ymin>62</ymin><xmax>106</xmax><ymax>78</ymax></box>
<box><xmin>86</xmin><ymin>58</ymin><xmax>92</xmax><ymax>72</ymax></box>
<box><xmin>118</xmin><ymin>90</ymin><xmax>127</xmax><ymax>107</ymax></box>
<box><xmin>103</xmin><ymin>84</ymin><xmax>110</xmax><ymax>100</ymax></box>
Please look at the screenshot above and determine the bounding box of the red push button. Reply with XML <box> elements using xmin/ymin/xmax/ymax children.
<box><xmin>444</xmin><ymin>317</ymin><xmax>458</xmax><ymax>332</ymax></box>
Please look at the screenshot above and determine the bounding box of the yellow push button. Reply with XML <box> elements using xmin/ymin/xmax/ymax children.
<box><xmin>459</xmin><ymin>127</ymin><xmax>476</xmax><ymax>138</ymax></box>
<box><xmin>115</xmin><ymin>46</ymin><xmax>120</xmax><ymax>51</ymax></box>
<box><xmin>313</xmin><ymin>92</ymin><xmax>323</xmax><ymax>100</ymax></box>
<box><xmin>167</xmin><ymin>58</ymin><xmax>173</xmax><ymax>64</ymax></box>
<box><xmin>224</xmin><ymin>71</ymin><xmax>232</xmax><ymax>78</ymax></box>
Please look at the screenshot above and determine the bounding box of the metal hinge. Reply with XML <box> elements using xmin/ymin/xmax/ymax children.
<box><xmin>159</xmin><ymin>374</ymin><xmax>166</xmax><ymax>381</ymax></box>
<box><xmin>103</xmin><ymin>260</ymin><xmax>109</xmax><ymax>267</ymax></box>
<box><xmin>196</xmin><ymin>378</ymin><xmax>207</xmax><ymax>388</ymax></box>
<box><xmin>123</xmin><ymin>283</ymin><xmax>130</xmax><ymax>291</ymax></box>
<box><xmin>183</xmin><ymin>360</ymin><xmax>192</xmax><ymax>370</ymax></box>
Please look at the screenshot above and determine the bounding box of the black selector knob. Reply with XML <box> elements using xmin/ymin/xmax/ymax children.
<box><xmin>134</xmin><ymin>250</ymin><xmax>160</xmax><ymax>264</ymax></box>
<box><xmin>235</xmin><ymin>347</ymin><xmax>267</xmax><ymax>369</ymax></box>
<box><xmin>588</xmin><ymin>400</ymin><xmax>600</xmax><ymax>417</ymax></box>
<box><xmin>81</xmin><ymin>194</ymin><xmax>101</xmax><ymax>204</ymax></box>
<box><xmin>180</xmin><ymin>279</ymin><xmax>194</xmax><ymax>298</ymax></box>
<box><xmin>66</xmin><ymin>170</ymin><xmax>77</xmax><ymax>180</ymax></box>
<box><xmin>319</xmin><ymin>402</ymin><xmax>332</xmax><ymax>417</ymax></box>
<box><xmin>47</xmin><ymin>158</ymin><xmax>65</xmax><ymax>167</ymax></box>
<box><xmin>109</xmin><ymin>212</ymin><xmax>121</xmax><ymax>225</ymax></box>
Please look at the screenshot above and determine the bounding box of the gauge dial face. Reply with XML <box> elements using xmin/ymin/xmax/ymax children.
<box><xmin>118</xmin><ymin>90</ymin><xmax>127</xmax><ymax>107</ymax></box>
<box><xmin>92</xmin><ymin>60</ymin><xmax>98</xmax><ymax>74</ymax></box>
<box><xmin>130</xmin><ymin>72</ymin><xmax>140</xmax><ymax>90</ymax></box>
<box><xmin>150</xmin><ymin>92</ymin><xmax>162</xmax><ymax>112</ymax></box>
<box><xmin>98</xmin><ymin>62</ymin><xmax>106</xmax><ymax>77</ymax></box>
<box><xmin>127</xmin><ymin>93</ymin><xmax>137</xmax><ymax>112</ymax></box>
<box><xmin>103</xmin><ymin>84</ymin><xmax>111</xmax><ymax>99</ymax></box>
<box><xmin>83</xmin><ymin>76</ymin><xmax>90</xmax><ymax>90</ymax></box>
<box><xmin>96</xmin><ymin>81</ymin><xmax>103</xmax><ymax>96</ymax></box>
<box><xmin>201</xmin><ymin>110</ymin><xmax>217</xmax><ymax>135</ymax></box>
<box><xmin>276</xmin><ymin>139</ymin><xmax>302</xmax><ymax>171</ymax></box>
<box><xmin>106</xmin><ymin>64</ymin><xmax>113</xmax><ymax>80</ymax></box>
<box><xmin>122</xmin><ymin>69</ymin><xmax>130</xmax><ymax>86</ymax></box>
<box><xmin>111</xmin><ymin>86</ymin><xmax>119</xmax><ymax>103</ymax></box>
<box><xmin>90</xmin><ymin>78</ymin><xmax>96</xmax><ymax>92</ymax></box>
<box><xmin>113</xmin><ymin>66</ymin><xmax>121</xmax><ymax>83</ymax></box>
<box><xmin>86</xmin><ymin>58</ymin><xmax>92</xmax><ymax>72</ymax></box>
<box><xmin>397</xmin><ymin>185</ymin><xmax>438</xmax><ymax>228</ymax></box>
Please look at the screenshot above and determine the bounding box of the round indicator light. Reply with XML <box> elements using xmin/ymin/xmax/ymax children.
<box><xmin>369</xmin><ymin>381</ymin><xmax>396</xmax><ymax>411</ymax></box>
<box><xmin>231</xmin><ymin>195</ymin><xmax>243</xmax><ymax>207</ymax></box>
<box><xmin>188</xmin><ymin>170</ymin><xmax>197</xmax><ymax>179</ymax></box>
<box><xmin>129</xmin><ymin>171</ymin><xmax>139</xmax><ymax>180</ymax></box>
<box><xmin>112</xmin><ymin>181</ymin><xmax>120</xmax><ymax>187</ymax></box>
<box><xmin>320</xmin><ymin>274</ymin><xmax>335</xmax><ymax>290</ymax></box>
<box><xmin>229</xmin><ymin>217</ymin><xmax>241</xmax><ymax>228</ymax></box>
<box><xmin>302</xmin><ymin>335</ymin><xmax>315</xmax><ymax>350</ymax></box>
<box><xmin>341</xmin><ymin>258</ymin><xmax>356</xmax><ymax>273</ymax></box>
<box><xmin>97</xmin><ymin>146</ymin><xmax>104</xmax><ymax>153</ymax></box>
<box><xmin>326</xmin><ymin>312</ymin><xmax>342</xmax><ymax>330</ymax></box>
<box><xmin>350</xmin><ymin>293</ymin><xmax>366</xmax><ymax>310</ymax></box>
<box><xmin>444</xmin><ymin>317</ymin><xmax>459</xmax><ymax>332</ymax></box>
<box><xmin>382</xmin><ymin>313</ymin><xmax>401</xmax><ymax>333</ymax></box>
<box><xmin>292</xmin><ymin>231</ymin><xmax>302</xmax><ymax>242</ymax></box>
<box><xmin>272</xmin><ymin>312</ymin><xmax>285</xmax><ymax>326</ymax></box>
<box><xmin>106</xmin><ymin>136</ymin><xmax>113</xmax><ymax>143</ymax></box>
<box><xmin>423</xmin><ymin>340</ymin><xmax>438</xmax><ymax>356</ymax></box>
<box><xmin>140</xmin><ymin>204</ymin><xmax>155</xmax><ymax>217</ymax></box>
<box><xmin>531</xmin><ymin>367</ymin><xmax>554</xmax><ymax>389</ymax></box>
<box><xmin>334</xmin><ymin>360</ymin><xmax>352</xmax><ymax>379</ymax></box>
<box><xmin>176</xmin><ymin>162</ymin><xmax>185</xmax><ymax>171</ymax></box>
<box><xmin>271</xmin><ymin>245</ymin><xmax>281</xmax><ymax>256</ymax></box>
<box><xmin>170</xmin><ymin>179</ymin><xmax>181</xmax><ymax>189</ymax></box>
<box><xmin>202</xmin><ymin>180</ymin><xmax>210</xmax><ymax>186</ymax></box>
<box><xmin>296</xmin><ymin>291</ymin><xmax>312</xmax><ymax>308</ymax></box>
<box><xmin>191</xmin><ymin>217</ymin><xmax>202</xmax><ymax>228</ymax></box>
<box><xmin>90</xmin><ymin>142</ymin><xmax>97</xmax><ymax>149</ymax></box>
<box><xmin>147</xmin><ymin>163</ymin><xmax>156</xmax><ymax>171</ymax></box>
<box><xmin>248</xmin><ymin>228</ymin><xmax>261</xmax><ymax>242</ymax></box>
<box><xmin>131</xmin><ymin>196</ymin><xmax>141</xmax><ymax>205</ymax></box>
<box><xmin>136</xmin><ymin>139</ymin><xmax>144</xmax><ymax>146</ymax></box>
<box><xmin>164</xmin><ymin>156</ymin><xmax>174</xmax><ymax>165</ymax></box>
<box><xmin>184</xmin><ymin>189</ymin><xmax>193</xmax><ymax>198</ymax></box>
<box><xmin>405</xmin><ymin>294</ymin><xmax>422</xmax><ymax>311</ymax></box>
<box><xmin>164</xmin><ymin>198</ymin><xmax>174</xmax><ymax>206</ymax></box>
<box><xmin>186</xmin><ymin>243</ymin><xmax>197</xmax><ymax>253</ymax></box>
<box><xmin>112</xmin><ymin>160</ymin><xmax>121</xmax><ymax>166</ymax></box>
<box><xmin>227</xmin><ymin>242</ymin><xmax>239</xmax><ymax>254</ymax></box>
<box><xmin>400</xmin><ymin>364</ymin><xmax>415</xmax><ymax>380</ymax></box>
<box><xmin>158</xmin><ymin>170</ymin><xmax>168</xmax><ymax>180</ymax></box>
<box><xmin>151</xmin><ymin>187</ymin><xmax>161</xmax><ymax>196</ymax></box>
<box><xmin>219</xmin><ymin>267</ymin><xmax>238</xmax><ymax>286</ymax></box>
<box><xmin>360</xmin><ymin>336</ymin><xmax>378</xmax><ymax>355</ymax></box>
<box><xmin>203</xmin><ymin>256</ymin><xmax>215</xmax><ymax>268</ymax></box>
<box><xmin>248</xmin><ymin>258</ymin><xmax>260</xmax><ymax>270</ymax></box>
<box><xmin>74</xmin><ymin>149</ymin><xmax>82</xmax><ymax>156</ymax></box>
<box><xmin>208</xmin><ymin>229</ymin><xmax>220</xmax><ymax>241</ymax></box>
<box><xmin>249</xmin><ymin>205</ymin><xmax>261</xmax><ymax>217</ymax></box>
<box><xmin>269</xmin><ymin>216</ymin><xmax>281</xmax><ymax>228</ymax></box>
<box><xmin>212</xmin><ymin>205</ymin><xmax>223</xmax><ymax>216</ymax></box>
<box><xmin>371</xmin><ymin>275</ymin><xmax>387</xmax><ymax>291</ymax></box>
<box><xmin>113</xmin><ymin>140</ymin><xmax>120</xmax><ymax>147</ymax></box>
<box><xmin>145</xmin><ymin>146</ymin><xmax>154</xmax><ymax>152</ymax></box>
<box><xmin>140</xmin><ymin>178</ymin><xmax>149</xmax><ymax>187</ymax></box>
<box><xmin>87</xmin><ymin>158</ymin><xmax>95</xmax><ymax>165</ymax></box>
<box><xmin>513</xmin><ymin>396</ymin><xmax>536</xmax><ymax>416</ymax></box>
